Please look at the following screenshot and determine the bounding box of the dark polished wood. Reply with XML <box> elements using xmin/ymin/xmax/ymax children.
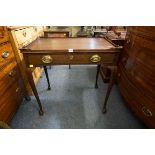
<box><xmin>21</xmin><ymin>37</ymin><xmax>121</xmax><ymax>115</ymax></box>
<box><xmin>100</xmin><ymin>31</ymin><xmax>126</xmax><ymax>83</ymax></box>
<box><xmin>118</xmin><ymin>26</ymin><xmax>155</xmax><ymax>128</ymax></box>
<box><xmin>0</xmin><ymin>26</ymin><xmax>26</xmax><ymax>124</ymax></box>
<box><xmin>22</xmin><ymin>38</ymin><xmax>116</xmax><ymax>51</ymax></box>
<box><xmin>95</xmin><ymin>65</ymin><xmax>101</xmax><ymax>88</ymax></box>
<box><xmin>102</xmin><ymin>66</ymin><xmax>117</xmax><ymax>113</ymax></box>
<box><xmin>43</xmin><ymin>66</ymin><xmax>51</xmax><ymax>90</ymax></box>
<box><xmin>26</xmin><ymin>68</ymin><xmax>44</xmax><ymax>115</ymax></box>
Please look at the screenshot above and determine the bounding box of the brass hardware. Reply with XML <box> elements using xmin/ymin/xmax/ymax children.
<box><xmin>142</xmin><ymin>106</ymin><xmax>153</xmax><ymax>117</ymax></box>
<box><xmin>2</xmin><ymin>51</ymin><xmax>10</xmax><ymax>58</ymax></box>
<box><xmin>9</xmin><ymin>69</ymin><xmax>16</xmax><ymax>77</ymax></box>
<box><xmin>29</xmin><ymin>64</ymin><xmax>34</xmax><ymax>68</ymax></box>
<box><xmin>23</xmin><ymin>31</ymin><xmax>26</xmax><ymax>37</ymax></box>
<box><xmin>16</xmin><ymin>88</ymin><xmax>19</xmax><ymax>93</ymax></box>
<box><xmin>69</xmin><ymin>55</ymin><xmax>74</xmax><ymax>60</ymax></box>
<box><xmin>90</xmin><ymin>54</ymin><xmax>101</xmax><ymax>63</ymax></box>
<box><xmin>42</xmin><ymin>55</ymin><xmax>53</xmax><ymax>63</ymax></box>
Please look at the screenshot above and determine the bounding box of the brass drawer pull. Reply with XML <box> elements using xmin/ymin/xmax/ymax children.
<box><xmin>9</xmin><ymin>69</ymin><xmax>16</xmax><ymax>77</ymax></box>
<box><xmin>141</xmin><ymin>106</ymin><xmax>153</xmax><ymax>117</ymax></box>
<box><xmin>69</xmin><ymin>55</ymin><xmax>74</xmax><ymax>60</ymax></box>
<box><xmin>90</xmin><ymin>54</ymin><xmax>101</xmax><ymax>63</ymax></box>
<box><xmin>2</xmin><ymin>51</ymin><xmax>10</xmax><ymax>58</ymax></box>
<box><xmin>42</xmin><ymin>55</ymin><xmax>53</xmax><ymax>63</ymax></box>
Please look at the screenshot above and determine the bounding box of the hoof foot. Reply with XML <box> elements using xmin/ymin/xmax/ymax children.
<box><xmin>25</xmin><ymin>96</ymin><xmax>31</xmax><ymax>101</ymax></box>
<box><xmin>48</xmin><ymin>87</ymin><xmax>51</xmax><ymax>90</ymax></box>
<box><xmin>102</xmin><ymin>108</ymin><xmax>107</xmax><ymax>114</ymax></box>
<box><xmin>39</xmin><ymin>110</ymin><xmax>44</xmax><ymax>116</ymax></box>
<box><xmin>95</xmin><ymin>85</ymin><xmax>98</xmax><ymax>89</ymax></box>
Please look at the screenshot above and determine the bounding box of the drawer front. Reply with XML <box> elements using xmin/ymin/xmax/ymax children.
<box><xmin>0</xmin><ymin>42</ymin><xmax>15</xmax><ymax>68</ymax></box>
<box><xmin>118</xmin><ymin>65</ymin><xmax>155</xmax><ymax>128</ymax></box>
<box><xmin>25</xmin><ymin>53</ymin><xmax>117</xmax><ymax>67</ymax></box>
<box><xmin>0</xmin><ymin>26</ymin><xmax>9</xmax><ymax>44</ymax></box>
<box><xmin>0</xmin><ymin>80</ymin><xmax>22</xmax><ymax>123</ymax></box>
<box><xmin>121</xmin><ymin>44</ymin><xmax>155</xmax><ymax>100</ymax></box>
<box><xmin>0</xmin><ymin>60</ymin><xmax>19</xmax><ymax>99</ymax></box>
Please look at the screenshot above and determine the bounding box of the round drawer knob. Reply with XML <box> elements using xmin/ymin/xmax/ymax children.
<box><xmin>9</xmin><ymin>69</ymin><xmax>16</xmax><ymax>77</ymax></box>
<box><xmin>90</xmin><ymin>54</ymin><xmax>101</xmax><ymax>63</ymax></box>
<box><xmin>2</xmin><ymin>51</ymin><xmax>10</xmax><ymax>58</ymax></box>
<box><xmin>141</xmin><ymin>106</ymin><xmax>153</xmax><ymax>117</ymax></box>
<box><xmin>42</xmin><ymin>55</ymin><xmax>53</xmax><ymax>63</ymax></box>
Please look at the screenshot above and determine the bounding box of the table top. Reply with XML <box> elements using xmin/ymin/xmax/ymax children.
<box><xmin>21</xmin><ymin>37</ymin><xmax>119</xmax><ymax>53</ymax></box>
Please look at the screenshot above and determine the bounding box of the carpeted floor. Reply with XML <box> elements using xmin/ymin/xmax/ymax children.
<box><xmin>11</xmin><ymin>65</ymin><xmax>146</xmax><ymax>129</ymax></box>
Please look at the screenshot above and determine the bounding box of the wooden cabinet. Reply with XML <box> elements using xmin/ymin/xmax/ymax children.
<box><xmin>0</xmin><ymin>27</ymin><xmax>9</xmax><ymax>44</ymax></box>
<box><xmin>8</xmin><ymin>27</ymin><xmax>44</xmax><ymax>95</ymax></box>
<box><xmin>118</xmin><ymin>26</ymin><xmax>155</xmax><ymax>128</ymax></box>
<box><xmin>0</xmin><ymin>27</ymin><xmax>25</xmax><ymax>124</ymax></box>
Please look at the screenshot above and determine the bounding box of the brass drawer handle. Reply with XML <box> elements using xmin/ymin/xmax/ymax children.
<box><xmin>9</xmin><ymin>69</ymin><xmax>16</xmax><ymax>77</ymax></box>
<box><xmin>1</xmin><ymin>51</ymin><xmax>10</xmax><ymax>58</ymax></box>
<box><xmin>141</xmin><ymin>106</ymin><xmax>153</xmax><ymax>117</ymax></box>
<box><xmin>90</xmin><ymin>54</ymin><xmax>101</xmax><ymax>63</ymax></box>
<box><xmin>69</xmin><ymin>55</ymin><xmax>74</xmax><ymax>60</ymax></box>
<box><xmin>42</xmin><ymin>55</ymin><xmax>53</xmax><ymax>63</ymax></box>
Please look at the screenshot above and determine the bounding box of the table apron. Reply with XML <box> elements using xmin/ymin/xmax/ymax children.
<box><xmin>23</xmin><ymin>53</ymin><xmax>119</xmax><ymax>67</ymax></box>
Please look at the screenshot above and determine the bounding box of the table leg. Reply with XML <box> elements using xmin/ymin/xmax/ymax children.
<box><xmin>95</xmin><ymin>65</ymin><xmax>101</xmax><ymax>88</ymax></box>
<box><xmin>26</xmin><ymin>68</ymin><xmax>44</xmax><ymax>115</ymax></box>
<box><xmin>69</xmin><ymin>64</ymin><xmax>71</xmax><ymax>69</ymax></box>
<box><xmin>24</xmin><ymin>95</ymin><xmax>31</xmax><ymax>101</ymax></box>
<box><xmin>102</xmin><ymin>66</ymin><xmax>117</xmax><ymax>113</ymax></box>
<box><xmin>43</xmin><ymin>66</ymin><xmax>51</xmax><ymax>90</ymax></box>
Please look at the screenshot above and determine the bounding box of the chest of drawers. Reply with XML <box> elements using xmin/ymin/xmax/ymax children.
<box><xmin>118</xmin><ymin>26</ymin><xmax>155</xmax><ymax>128</ymax></box>
<box><xmin>0</xmin><ymin>27</ymin><xmax>25</xmax><ymax>124</ymax></box>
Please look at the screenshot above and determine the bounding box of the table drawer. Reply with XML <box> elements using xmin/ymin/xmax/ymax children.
<box><xmin>25</xmin><ymin>53</ymin><xmax>117</xmax><ymax>67</ymax></box>
<box><xmin>0</xmin><ymin>42</ymin><xmax>15</xmax><ymax>68</ymax></box>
